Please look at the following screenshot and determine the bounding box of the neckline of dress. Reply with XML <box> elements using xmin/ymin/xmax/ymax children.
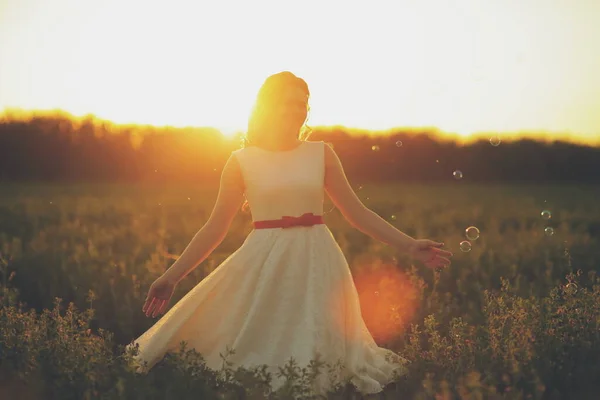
<box><xmin>251</xmin><ymin>141</ymin><xmax>306</xmax><ymax>154</ymax></box>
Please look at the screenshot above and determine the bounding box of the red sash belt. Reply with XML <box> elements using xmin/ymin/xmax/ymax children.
<box><xmin>253</xmin><ymin>212</ymin><xmax>324</xmax><ymax>229</ymax></box>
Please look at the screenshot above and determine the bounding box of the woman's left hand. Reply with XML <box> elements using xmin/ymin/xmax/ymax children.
<box><xmin>408</xmin><ymin>239</ymin><xmax>453</xmax><ymax>270</ymax></box>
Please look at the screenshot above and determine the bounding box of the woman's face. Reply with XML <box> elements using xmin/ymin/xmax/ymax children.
<box><xmin>271</xmin><ymin>86</ymin><xmax>309</xmax><ymax>131</ymax></box>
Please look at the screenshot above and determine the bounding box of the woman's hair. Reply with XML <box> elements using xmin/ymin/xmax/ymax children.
<box><xmin>243</xmin><ymin>71</ymin><xmax>312</xmax><ymax>148</ymax></box>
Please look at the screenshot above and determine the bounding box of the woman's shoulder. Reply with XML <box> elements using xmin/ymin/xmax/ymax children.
<box><xmin>229</xmin><ymin>147</ymin><xmax>247</xmax><ymax>165</ymax></box>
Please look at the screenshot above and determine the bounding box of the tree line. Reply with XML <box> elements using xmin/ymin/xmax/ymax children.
<box><xmin>1</xmin><ymin>112</ymin><xmax>599</xmax><ymax>184</ymax></box>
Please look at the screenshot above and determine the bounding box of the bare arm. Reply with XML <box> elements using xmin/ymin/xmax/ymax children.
<box><xmin>162</xmin><ymin>153</ymin><xmax>245</xmax><ymax>285</ymax></box>
<box><xmin>323</xmin><ymin>143</ymin><xmax>416</xmax><ymax>253</ymax></box>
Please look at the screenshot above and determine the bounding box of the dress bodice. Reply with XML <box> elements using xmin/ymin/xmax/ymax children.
<box><xmin>232</xmin><ymin>141</ymin><xmax>325</xmax><ymax>222</ymax></box>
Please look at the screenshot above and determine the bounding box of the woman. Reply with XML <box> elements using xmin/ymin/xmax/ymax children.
<box><xmin>130</xmin><ymin>71</ymin><xmax>453</xmax><ymax>395</ymax></box>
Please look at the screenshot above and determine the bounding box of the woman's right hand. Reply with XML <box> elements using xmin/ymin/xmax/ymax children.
<box><xmin>142</xmin><ymin>275</ymin><xmax>177</xmax><ymax>318</ymax></box>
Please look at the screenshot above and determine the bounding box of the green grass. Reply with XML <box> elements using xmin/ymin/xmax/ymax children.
<box><xmin>1</xmin><ymin>182</ymin><xmax>600</xmax><ymax>399</ymax></box>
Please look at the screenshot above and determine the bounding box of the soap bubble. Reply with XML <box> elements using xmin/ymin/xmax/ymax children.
<box><xmin>565</xmin><ymin>282</ymin><xmax>578</xmax><ymax>295</ymax></box>
<box><xmin>453</xmin><ymin>170</ymin><xmax>463</xmax><ymax>180</ymax></box>
<box><xmin>390</xmin><ymin>215</ymin><xmax>397</xmax><ymax>221</ymax></box>
<box><xmin>490</xmin><ymin>136</ymin><xmax>501</xmax><ymax>146</ymax></box>
<box><xmin>459</xmin><ymin>241</ymin><xmax>472</xmax><ymax>252</ymax></box>
<box><xmin>465</xmin><ymin>226</ymin><xmax>480</xmax><ymax>241</ymax></box>
<box><xmin>544</xmin><ymin>227</ymin><xmax>554</xmax><ymax>236</ymax></box>
<box><xmin>541</xmin><ymin>210</ymin><xmax>552</xmax><ymax>220</ymax></box>
<box><xmin>395</xmin><ymin>140</ymin><xmax>403</xmax><ymax>147</ymax></box>
<box><xmin>371</xmin><ymin>145</ymin><xmax>380</xmax><ymax>151</ymax></box>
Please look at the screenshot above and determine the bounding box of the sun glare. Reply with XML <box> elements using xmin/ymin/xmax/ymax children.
<box><xmin>1</xmin><ymin>0</ymin><xmax>599</xmax><ymax>144</ymax></box>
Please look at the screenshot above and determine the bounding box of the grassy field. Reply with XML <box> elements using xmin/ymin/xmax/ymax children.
<box><xmin>1</xmin><ymin>182</ymin><xmax>599</xmax><ymax>399</ymax></box>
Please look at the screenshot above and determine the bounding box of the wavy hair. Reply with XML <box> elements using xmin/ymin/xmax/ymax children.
<box><xmin>242</xmin><ymin>71</ymin><xmax>312</xmax><ymax>148</ymax></box>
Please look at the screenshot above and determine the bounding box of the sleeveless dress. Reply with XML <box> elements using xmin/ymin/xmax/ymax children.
<box><xmin>127</xmin><ymin>140</ymin><xmax>408</xmax><ymax>395</ymax></box>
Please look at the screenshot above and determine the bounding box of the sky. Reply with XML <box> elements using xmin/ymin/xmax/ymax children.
<box><xmin>1</xmin><ymin>0</ymin><xmax>599</xmax><ymax>144</ymax></box>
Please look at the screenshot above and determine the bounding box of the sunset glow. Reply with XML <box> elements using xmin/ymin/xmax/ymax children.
<box><xmin>1</xmin><ymin>0</ymin><xmax>599</xmax><ymax>144</ymax></box>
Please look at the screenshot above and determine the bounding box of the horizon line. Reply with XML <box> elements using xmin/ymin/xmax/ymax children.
<box><xmin>1</xmin><ymin>107</ymin><xmax>599</xmax><ymax>148</ymax></box>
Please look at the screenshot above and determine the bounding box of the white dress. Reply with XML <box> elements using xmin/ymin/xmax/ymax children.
<box><xmin>128</xmin><ymin>140</ymin><xmax>408</xmax><ymax>395</ymax></box>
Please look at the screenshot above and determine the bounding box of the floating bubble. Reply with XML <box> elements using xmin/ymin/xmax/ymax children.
<box><xmin>371</xmin><ymin>145</ymin><xmax>380</xmax><ymax>152</ymax></box>
<box><xmin>390</xmin><ymin>215</ymin><xmax>397</xmax><ymax>221</ymax></box>
<box><xmin>453</xmin><ymin>170</ymin><xmax>463</xmax><ymax>180</ymax></box>
<box><xmin>565</xmin><ymin>282</ymin><xmax>578</xmax><ymax>294</ymax></box>
<box><xmin>459</xmin><ymin>241</ymin><xmax>472</xmax><ymax>252</ymax></box>
<box><xmin>395</xmin><ymin>140</ymin><xmax>403</xmax><ymax>147</ymax></box>
<box><xmin>490</xmin><ymin>136</ymin><xmax>501</xmax><ymax>146</ymax></box>
<box><xmin>544</xmin><ymin>227</ymin><xmax>554</xmax><ymax>236</ymax></box>
<box><xmin>374</xmin><ymin>291</ymin><xmax>380</xmax><ymax>296</ymax></box>
<box><xmin>465</xmin><ymin>226</ymin><xmax>480</xmax><ymax>241</ymax></box>
<box><xmin>187</xmin><ymin>197</ymin><xmax>191</xmax><ymax>200</ymax></box>
<box><xmin>541</xmin><ymin>210</ymin><xmax>552</xmax><ymax>220</ymax></box>
<box><xmin>435</xmin><ymin>159</ymin><xmax>439</xmax><ymax>163</ymax></box>
<box><xmin>357</xmin><ymin>185</ymin><xmax>363</xmax><ymax>191</ymax></box>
